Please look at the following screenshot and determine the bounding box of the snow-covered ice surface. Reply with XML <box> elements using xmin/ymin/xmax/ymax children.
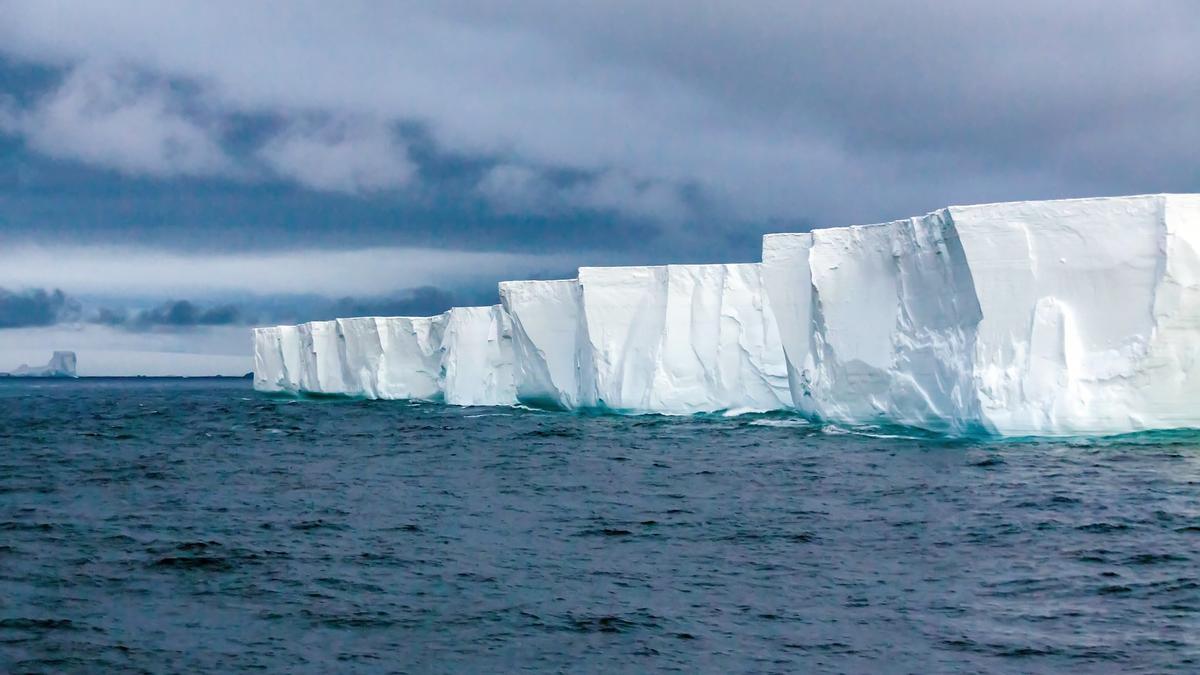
<box><xmin>254</xmin><ymin>194</ymin><xmax>1200</xmax><ymax>436</ymax></box>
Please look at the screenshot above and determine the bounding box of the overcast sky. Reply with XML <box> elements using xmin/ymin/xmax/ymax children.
<box><xmin>0</xmin><ymin>1</ymin><xmax>1197</xmax><ymax>374</ymax></box>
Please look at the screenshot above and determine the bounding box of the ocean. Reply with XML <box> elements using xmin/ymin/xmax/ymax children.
<box><xmin>1</xmin><ymin>378</ymin><xmax>1197</xmax><ymax>673</ymax></box>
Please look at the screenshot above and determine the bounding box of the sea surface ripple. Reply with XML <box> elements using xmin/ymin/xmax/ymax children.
<box><xmin>1</xmin><ymin>378</ymin><xmax>1198</xmax><ymax>673</ymax></box>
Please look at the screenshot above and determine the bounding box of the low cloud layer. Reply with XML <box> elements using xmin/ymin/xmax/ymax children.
<box><xmin>0</xmin><ymin>244</ymin><xmax>575</xmax><ymax>298</ymax></box>
<box><xmin>0</xmin><ymin>287</ymin><xmax>80</xmax><ymax>328</ymax></box>
<box><xmin>0</xmin><ymin>285</ymin><xmax>474</xmax><ymax>333</ymax></box>
<box><xmin>95</xmin><ymin>300</ymin><xmax>242</xmax><ymax>330</ymax></box>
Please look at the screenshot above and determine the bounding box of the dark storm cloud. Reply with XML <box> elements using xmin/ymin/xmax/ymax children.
<box><xmin>0</xmin><ymin>287</ymin><xmax>80</xmax><ymax>327</ymax></box>
<box><xmin>96</xmin><ymin>300</ymin><xmax>242</xmax><ymax>330</ymax></box>
<box><xmin>0</xmin><ymin>0</ymin><xmax>1196</xmax><ymax>260</ymax></box>
<box><xmin>323</xmin><ymin>286</ymin><xmax>458</xmax><ymax>321</ymax></box>
<box><xmin>258</xmin><ymin>286</ymin><xmax>492</xmax><ymax>325</ymax></box>
<box><xmin>83</xmin><ymin>286</ymin><xmax>479</xmax><ymax>331</ymax></box>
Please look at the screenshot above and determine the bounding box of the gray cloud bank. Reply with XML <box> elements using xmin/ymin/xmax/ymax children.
<box><xmin>0</xmin><ymin>0</ymin><xmax>1195</xmax><ymax>234</ymax></box>
<box><xmin>0</xmin><ymin>287</ymin><xmax>80</xmax><ymax>327</ymax></box>
<box><xmin>94</xmin><ymin>300</ymin><xmax>242</xmax><ymax>330</ymax></box>
<box><xmin>0</xmin><ymin>285</ymin><xmax>474</xmax><ymax>332</ymax></box>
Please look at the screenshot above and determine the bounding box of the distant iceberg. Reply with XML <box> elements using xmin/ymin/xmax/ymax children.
<box><xmin>253</xmin><ymin>194</ymin><xmax>1200</xmax><ymax>436</ymax></box>
<box><xmin>2</xmin><ymin>351</ymin><xmax>77</xmax><ymax>378</ymax></box>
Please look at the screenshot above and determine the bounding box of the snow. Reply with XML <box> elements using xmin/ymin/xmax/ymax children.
<box><xmin>253</xmin><ymin>193</ymin><xmax>1200</xmax><ymax>436</ymax></box>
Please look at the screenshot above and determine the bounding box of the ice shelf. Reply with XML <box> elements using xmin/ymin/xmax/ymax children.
<box><xmin>253</xmin><ymin>194</ymin><xmax>1200</xmax><ymax>436</ymax></box>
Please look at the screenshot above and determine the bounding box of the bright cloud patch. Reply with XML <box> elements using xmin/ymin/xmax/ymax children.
<box><xmin>258</xmin><ymin>119</ymin><xmax>416</xmax><ymax>194</ymax></box>
<box><xmin>5</xmin><ymin>62</ymin><xmax>232</xmax><ymax>178</ymax></box>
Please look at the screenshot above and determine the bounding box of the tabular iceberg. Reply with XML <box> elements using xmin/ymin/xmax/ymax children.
<box><xmin>253</xmin><ymin>193</ymin><xmax>1200</xmax><ymax>436</ymax></box>
<box><xmin>2</xmin><ymin>351</ymin><xmax>78</xmax><ymax>378</ymax></box>
<box><xmin>763</xmin><ymin>194</ymin><xmax>1200</xmax><ymax>435</ymax></box>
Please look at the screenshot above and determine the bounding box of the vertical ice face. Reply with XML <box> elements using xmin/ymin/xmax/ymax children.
<box><xmin>577</xmin><ymin>265</ymin><xmax>671</xmax><ymax>410</ymax></box>
<box><xmin>1145</xmin><ymin>194</ymin><xmax>1200</xmax><ymax>429</ymax></box>
<box><xmin>336</xmin><ymin>317</ymin><xmax>384</xmax><ymax>397</ymax></box>
<box><xmin>763</xmin><ymin>214</ymin><xmax>984</xmax><ymax>431</ymax></box>
<box><xmin>761</xmin><ymin>233</ymin><xmax>816</xmax><ymax>414</ymax></box>
<box><xmin>577</xmin><ymin>264</ymin><xmax>791</xmax><ymax>413</ymax></box>
<box><xmin>952</xmin><ymin>194</ymin><xmax>1200</xmax><ymax>434</ymax></box>
<box><xmin>808</xmin><ymin>213</ymin><xmax>983</xmax><ymax>431</ymax></box>
<box><xmin>760</xmin><ymin>194</ymin><xmax>1200</xmax><ymax>435</ymax></box>
<box><xmin>256</xmin><ymin>316</ymin><xmax>449</xmax><ymax>399</ymax></box>
<box><xmin>252</xmin><ymin>326</ymin><xmax>285</xmax><ymax>392</ymax></box>
<box><xmin>499</xmin><ymin>279</ymin><xmax>590</xmax><ymax>409</ymax></box>
<box><xmin>441</xmin><ymin>306</ymin><xmax>518</xmax><ymax>406</ymax></box>
<box><xmin>652</xmin><ymin>264</ymin><xmax>792</xmax><ymax>413</ymax></box>
<box><xmin>305</xmin><ymin>320</ymin><xmax>353</xmax><ymax>394</ymax></box>
<box><xmin>250</xmin><ymin>194</ymin><xmax>1199</xmax><ymax>435</ymax></box>
<box><xmin>375</xmin><ymin>315</ymin><xmax>447</xmax><ymax>401</ymax></box>
<box><xmin>277</xmin><ymin>324</ymin><xmax>304</xmax><ymax>393</ymax></box>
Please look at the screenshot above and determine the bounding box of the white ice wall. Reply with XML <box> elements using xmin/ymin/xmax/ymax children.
<box><xmin>500</xmin><ymin>279</ymin><xmax>590</xmax><ymax>409</ymax></box>
<box><xmin>277</xmin><ymin>324</ymin><xmax>304</xmax><ymax>393</ymax></box>
<box><xmin>376</xmin><ymin>316</ymin><xmax>446</xmax><ymax>401</ymax></box>
<box><xmin>335</xmin><ymin>317</ymin><xmax>382</xmax><ymax>397</ymax></box>
<box><xmin>769</xmin><ymin>211</ymin><xmax>984</xmax><ymax>432</ymax></box>
<box><xmin>253</xmin><ymin>194</ymin><xmax>1200</xmax><ymax>436</ymax></box>
<box><xmin>762</xmin><ymin>193</ymin><xmax>1200</xmax><ymax>435</ymax></box>
<box><xmin>577</xmin><ymin>266</ymin><xmax>669</xmax><ymax>410</ymax></box>
<box><xmin>254</xmin><ymin>315</ymin><xmax>448</xmax><ymax>400</ymax></box>
<box><xmin>761</xmin><ymin>233</ymin><xmax>816</xmax><ymax>415</ymax></box>
<box><xmin>762</xmin><ymin>219</ymin><xmax>983</xmax><ymax>431</ymax></box>
<box><xmin>308</xmin><ymin>320</ymin><xmax>352</xmax><ymax>395</ymax></box>
<box><xmin>441</xmin><ymin>305</ymin><xmax>518</xmax><ymax>406</ymax></box>
<box><xmin>951</xmin><ymin>194</ymin><xmax>1200</xmax><ymax>434</ymax></box>
<box><xmin>577</xmin><ymin>263</ymin><xmax>791</xmax><ymax>414</ymax></box>
<box><xmin>252</xmin><ymin>326</ymin><xmax>285</xmax><ymax>392</ymax></box>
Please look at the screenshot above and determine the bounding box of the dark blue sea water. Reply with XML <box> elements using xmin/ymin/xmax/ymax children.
<box><xmin>1</xmin><ymin>378</ymin><xmax>1198</xmax><ymax>673</ymax></box>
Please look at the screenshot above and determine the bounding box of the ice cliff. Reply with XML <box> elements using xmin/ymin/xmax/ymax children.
<box><xmin>763</xmin><ymin>194</ymin><xmax>1200</xmax><ymax>435</ymax></box>
<box><xmin>254</xmin><ymin>194</ymin><xmax>1200</xmax><ymax>436</ymax></box>
<box><xmin>253</xmin><ymin>307</ymin><xmax>516</xmax><ymax>406</ymax></box>
<box><xmin>499</xmin><ymin>265</ymin><xmax>791</xmax><ymax>414</ymax></box>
